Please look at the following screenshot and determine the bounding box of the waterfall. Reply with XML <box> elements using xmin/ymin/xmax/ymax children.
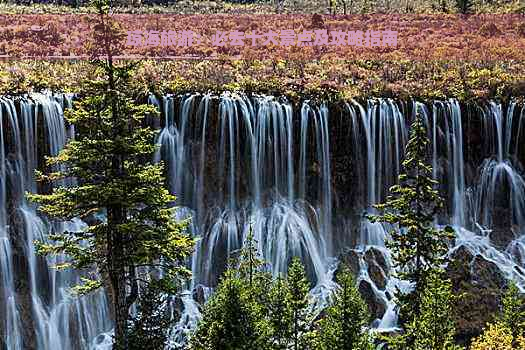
<box><xmin>0</xmin><ymin>94</ymin><xmax>111</xmax><ymax>350</ymax></box>
<box><xmin>152</xmin><ymin>95</ymin><xmax>525</xmax><ymax>336</ymax></box>
<box><xmin>154</xmin><ymin>94</ymin><xmax>332</xmax><ymax>285</ymax></box>
<box><xmin>0</xmin><ymin>97</ymin><xmax>22</xmax><ymax>350</ymax></box>
<box><xmin>2</xmin><ymin>92</ymin><xmax>525</xmax><ymax>348</ymax></box>
<box><xmin>345</xmin><ymin>98</ymin><xmax>407</xmax><ymax>248</ymax></box>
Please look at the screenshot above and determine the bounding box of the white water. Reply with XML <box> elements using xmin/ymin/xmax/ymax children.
<box><xmin>1</xmin><ymin>93</ymin><xmax>525</xmax><ymax>348</ymax></box>
<box><xmin>0</xmin><ymin>94</ymin><xmax>111</xmax><ymax>350</ymax></box>
<box><xmin>151</xmin><ymin>95</ymin><xmax>525</xmax><ymax>340</ymax></box>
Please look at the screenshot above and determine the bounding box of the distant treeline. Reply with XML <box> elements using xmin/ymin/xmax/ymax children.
<box><xmin>0</xmin><ymin>0</ymin><xmax>179</xmax><ymax>6</ymax></box>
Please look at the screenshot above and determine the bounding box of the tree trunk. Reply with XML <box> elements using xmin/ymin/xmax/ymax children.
<box><xmin>108</xmin><ymin>242</ymin><xmax>128</xmax><ymax>350</ymax></box>
<box><xmin>103</xmin><ymin>13</ymin><xmax>130</xmax><ymax>348</ymax></box>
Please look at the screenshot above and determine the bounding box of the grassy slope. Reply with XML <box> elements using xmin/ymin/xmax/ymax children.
<box><xmin>0</xmin><ymin>1</ymin><xmax>524</xmax><ymax>101</ymax></box>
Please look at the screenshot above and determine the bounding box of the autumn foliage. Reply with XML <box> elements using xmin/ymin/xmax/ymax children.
<box><xmin>0</xmin><ymin>14</ymin><xmax>524</xmax><ymax>60</ymax></box>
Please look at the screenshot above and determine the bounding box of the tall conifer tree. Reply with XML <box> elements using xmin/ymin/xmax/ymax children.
<box><xmin>286</xmin><ymin>257</ymin><xmax>312</xmax><ymax>350</ymax></box>
<box><xmin>29</xmin><ymin>1</ymin><xmax>193</xmax><ymax>348</ymax></box>
<box><xmin>367</xmin><ymin>115</ymin><xmax>454</xmax><ymax>321</ymax></box>
<box><xmin>317</xmin><ymin>264</ymin><xmax>373</xmax><ymax>350</ymax></box>
<box><xmin>391</xmin><ymin>270</ymin><xmax>461</xmax><ymax>350</ymax></box>
<box><xmin>268</xmin><ymin>275</ymin><xmax>293</xmax><ymax>349</ymax></box>
<box><xmin>189</xmin><ymin>269</ymin><xmax>269</xmax><ymax>350</ymax></box>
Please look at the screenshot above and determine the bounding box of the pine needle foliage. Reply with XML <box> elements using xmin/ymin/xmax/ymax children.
<box><xmin>27</xmin><ymin>1</ymin><xmax>193</xmax><ymax>347</ymax></box>
<box><xmin>190</xmin><ymin>230</ymin><xmax>272</xmax><ymax>350</ymax></box>
<box><xmin>268</xmin><ymin>275</ymin><xmax>293</xmax><ymax>349</ymax></box>
<box><xmin>286</xmin><ymin>257</ymin><xmax>313</xmax><ymax>350</ymax></box>
<box><xmin>317</xmin><ymin>264</ymin><xmax>374</xmax><ymax>350</ymax></box>
<box><xmin>189</xmin><ymin>269</ymin><xmax>271</xmax><ymax>350</ymax></box>
<box><xmin>367</xmin><ymin>115</ymin><xmax>455</xmax><ymax>321</ymax></box>
<box><xmin>127</xmin><ymin>284</ymin><xmax>174</xmax><ymax>350</ymax></box>
<box><xmin>390</xmin><ymin>270</ymin><xmax>461</xmax><ymax>350</ymax></box>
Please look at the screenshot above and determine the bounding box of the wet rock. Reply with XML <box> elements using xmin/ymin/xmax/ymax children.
<box><xmin>471</xmin><ymin>255</ymin><xmax>506</xmax><ymax>289</ymax></box>
<box><xmin>449</xmin><ymin>245</ymin><xmax>474</xmax><ymax>266</ymax></box>
<box><xmin>337</xmin><ymin>248</ymin><xmax>360</xmax><ymax>278</ymax></box>
<box><xmin>192</xmin><ymin>284</ymin><xmax>207</xmax><ymax>305</ymax></box>
<box><xmin>489</xmin><ymin>206</ymin><xmax>516</xmax><ymax>250</ymax></box>
<box><xmin>364</xmin><ymin>247</ymin><xmax>388</xmax><ymax>290</ymax></box>
<box><xmin>455</xmin><ymin>285</ymin><xmax>500</xmax><ymax>345</ymax></box>
<box><xmin>508</xmin><ymin>241</ymin><xmax>525</xmax><ymax>268</ymax></box>
<box><xmin>338</xmin><ymin>247</ymin><xmax>389</xmax><ymax>290</ymax></box>
<box><xmin>446</xmin><ymin>245</ymin><xmax>506</xmax><ymax>344</ymax></box>
<box><xmin>366</xmin><ymin>261</ymin><xmax>387</xmax><ymax>290</ymax></box>
<box><xmin>489</xmin><ymin>227</ymin><xmax>516</xmax><ymax>251</ymax></box>
<box><xmin>358</xmin><ymin>279</ymin><xmax>386</xmax><ymax>321</ymax></box>
<box><xmin>364</xmin><ymin>247</ymin><xmax>388</xmax><ymax>272</ymax></box>
<box><xmin>337</xmin><ymin>248</ymin><xmax>387</xmax><ymax>320</ymax></box>
<box><xmin>172</xmin><ymin>295</ymin><xmax>185</xmax><ymax>321</ymax></box>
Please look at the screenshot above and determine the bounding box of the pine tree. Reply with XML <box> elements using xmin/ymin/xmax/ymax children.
<box><xmin>189</xmin><ymin>269</ymin><xmax>270</xmax><ymax>350</ymax></box>
<box><xmin>391</xmin><ymin>270</ymin><xmax>461</xmax><ymax>350</ymax></box>
<box><xmin>237</xmin><ymin>226</ymin><xmax>265</xmax><ymax>287</ymax></box>
<box><xmin>268</xmin><ymin>275</ymin><xmax>293</xmax><ymax>349</ymax></box>
<box><xmin>317</xmin><ymin>264</ymin><xmax>374</xmax><ymax>350</ymax></box>
<box><xmin>367</xmin><ymin>115</ymin><xmax>454</xmax><ymax>322</ymax></box>
<box><xmin>28</xmin><ymin>1</ymin><xmax>193</xmax><ymax>348</ymax></box>
<box><xmin>191</xmin><ymin>228</ymin><xmax>273</xmax><ymax>350</ymax></box>
<box><xmin>286</xmin><ymin>257</ymin><xmax>312</xmax><ymax>350</ymax></box>
<box><xmin>234</xmin><ymin>225</ymin><xmax>273</xmax><ymax>315</ymax></box>
<box><xmin>127</xmin><ymin>284</ymin><xmax>173</xmax><ymax>350</ymax></box>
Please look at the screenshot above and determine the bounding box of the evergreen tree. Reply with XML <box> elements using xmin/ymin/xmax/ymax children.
<box><xmin>191</xmin><ymin>228</ymin><xmax>273</xmax><ymax>350</ymax></box>
<box><xmin>127</xmin><ymin>284</ymin><xmax>173</xmax><ymax>350</ymax></box>
<box><xmin>237</xmin><ymin>226</ymin><xmax>265</xmax><ymax>287</ymax></box>
<box><xmin>367</xmin><ymin>115</ymin><xmax>454</xmax><ymax>322</ymax></box>
<box><xmin>189</xmin><ymin>269</ymin><xmax>270</xmax><ymax>350</ymax></box>
<box><xmin>28</xmin><ymin>1</ymin><xmax>193</xmax><ymax>348</ymax></box>
<box><xmin>234</xmin><ymin>225</ymin><xmax>273</xmax><ymax>314</ymax></box>
<box><xmin>268</xmin><ymin>275</ymin><xmax>293</xmax><ymax>349</ymax></box>
<box><xmin>390</xmin><ymin>270</ymin><xmax>461</xmax><ymax>350</ymax></box>
<box><xmin>317</xmin><ymin>264</ymin><xmax>374</xmax><ymax>350</ymax></box>
<box><xmin>286</xmin><ymin>257</ymin><xmax>312</xmax><ymax>350</ymax></box>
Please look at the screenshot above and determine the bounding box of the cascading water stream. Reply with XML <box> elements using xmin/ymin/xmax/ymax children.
<box><xmin>0</xmin><ymin>94</ymin><xmax>111</xmax><ymax>350</ymax></box>
<box><xmin>427</xmin><ymin>99</ymin><xmax>525</xmax><ymax>289</ymax></box>
<box><xmin>154</xmin><ymin>93</ymin><xmax>338</xmax><ymax>344</ymax></box>
<box><xmin>0</xmin><ymin>97</ymin><xmax>24</xmax><ymax>350</ymax></box>
<box><xmin>2</xmin><ymin>92</ymin><xmax>525</xmax><ymax>349</ymax></box>
<box><xmin>343</xmin><ymin>98</ymin><xmax>409</xmax><ymax>330</ymax></box>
